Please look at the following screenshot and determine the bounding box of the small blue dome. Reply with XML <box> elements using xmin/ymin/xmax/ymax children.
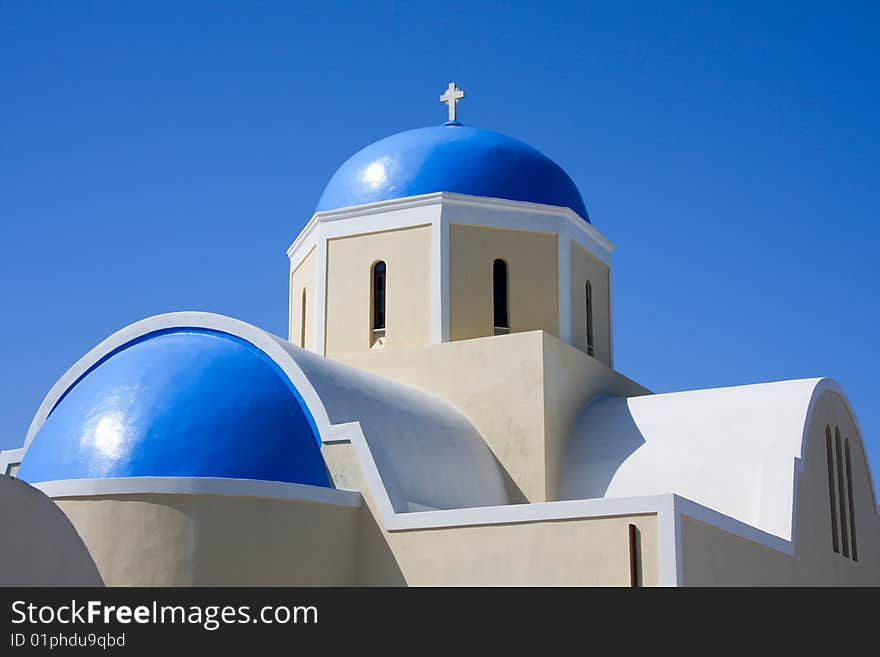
<box><xmin>17</xmin><ymin>329</ymin><xmax>331</xmax><ymax>487</ymax></box>
<box><xmin>317</xmin><ymin>123</ymin><xmax>590</xmax><ymax>221</ymax></box>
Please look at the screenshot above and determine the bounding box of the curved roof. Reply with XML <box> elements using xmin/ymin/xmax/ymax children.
<box><xmin>17</xmin><ymin>329</ymin><xmax>331</xmax><ymax>487</ymax></box>
<box><xmin>19</xmin><ymin>313</ymin><xmax>509</xmax><ymax>512</ymax></box>
<box><xmin>560</xmin><ymin>378</ymin><xmax>867</xmax><ymax>540</ymax></box>
<box><xmin>274</xmin><ymin>340</ymin><xmax>509</xmax><ymax>512</ymax></box>
<box><xmin>316</xmin><ymin>123</ymin><xmax>590</xmax><ymax>221</ymax></box>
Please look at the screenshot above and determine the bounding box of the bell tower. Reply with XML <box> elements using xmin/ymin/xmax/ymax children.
<box><xmin>288</xmin><ymin>84</ymin><xmax>614</xmax><ymax>366</ymax></box>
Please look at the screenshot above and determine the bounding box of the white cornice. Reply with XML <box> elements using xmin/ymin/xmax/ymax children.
<box><xmin>34</xmin><ymin>476</ymin><xmax>362</xmax><ymax>508</ymax></box>
<box><xmin>286</xmin><ymin>192</ymin><xmax>615</xmax><ymax>260</ymax></box>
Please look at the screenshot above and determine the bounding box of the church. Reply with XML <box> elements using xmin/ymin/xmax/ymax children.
<box><xmin>2</xmin><ymin>84</ymin><xmax>877</xmax><ymax>586</ymax></box>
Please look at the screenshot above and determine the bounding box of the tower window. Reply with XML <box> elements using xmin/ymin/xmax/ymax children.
<box><xmin>300</xmin><ymin>288</ymin><xmax>307</xmax><ymax>348</ymax></box>
<box><xmin>585</xmin><ymin>281</ymin><xmax>595</xmax><ymax>356</ymax></box>
<box><xmin>493</xmin><ymin>259</ymin><xmax>509</xmax><ymax>335</ymax></box>
<box><xmin>372</xmin><ymin>261</ymin><xmax>386</xmax><ymax>333</ymax></box>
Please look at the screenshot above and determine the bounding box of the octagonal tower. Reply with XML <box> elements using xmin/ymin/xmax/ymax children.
<box><xmin>288</xmin><ymin>119</ymin><xmax>614</xmax><ymax>366</ymax></box>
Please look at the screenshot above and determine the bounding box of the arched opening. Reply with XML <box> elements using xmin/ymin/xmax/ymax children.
<box><xmin>845</xmin><ymin>438</ymin><xmax>858</xmax><ymax>561</ymax></box>
<box><xmin>585</xmin><ymin>281</ymin><xmax>595</xmax><ymax>356</ymax></box>
<box><xmin>834</xmin><ymin>426</ymin><xmax>850</xmax><ymax>557</ymax></box>
<box><xmin>300</xmin><ymin>288</ymin><xmax>307</xmax><ymax>348</ymax></box>
<box><xmin>825</xmin><ymin>426</ymin><xmax>840</xmax><ymax>553</ymax></box>
<box><xmin>371</xmin><ymin>261</ymin><xmax>387</xmax><ymax>342</ymax></box>
<box><xmin>493</xmin><ymin>259</ymin><xmax>509</xmax><ymax>336</ymax></box>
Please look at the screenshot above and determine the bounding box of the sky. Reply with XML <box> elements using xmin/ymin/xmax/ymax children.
<box><xmin>1</xmin><ymin>2</ymin><xmax>878</xmax><ymax>489</ymax></box>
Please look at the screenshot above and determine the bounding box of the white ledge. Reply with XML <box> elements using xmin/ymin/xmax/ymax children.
<box><xmin>287</xmin><ymin>191</ymin><xmax>614</xmax><ymax>260</ymax></box>
<box><xmin>32</xmin><ymin>476</ymin><xmax>363</xmax><ymax>508</ymax></box>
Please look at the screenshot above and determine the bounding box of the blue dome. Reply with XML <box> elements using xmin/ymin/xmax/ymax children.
<box><xmin>17</xmin><ymin>329</ymin><xmax>331</xmax><ymax>487</ymax></box>
<box><xmin>317</xmin><ymin>123</ymin><xmax>590</xmax><ymax>221</ymax></box>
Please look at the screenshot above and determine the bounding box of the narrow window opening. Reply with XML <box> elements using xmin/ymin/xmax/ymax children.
<box><xmin>300</xmin><ymin>288</ymin><xmax>307</xmax><ymax>348</ymax></box>
<box><xmin>825</xmin><ymin>426</ymin><xmax>840</xmax><ymax>553</ymax></box>
<box><xmin>845</xmin><ymin>438</ymin><xmax>858</xmax><ymax>561</ymax></box>
<box><xmin>835</xmin><ymin>427</ymin><xmax>849</xmax><ymax>557</ymax></box>
<box><xmin>493</xmin><ymin>259</ymin><xmax>509</xmax><ymax>336</ymax></box>
<box><xmin>585</xmin><ymin>281</ymin><xmax>595</xmax><ymax>356</ymax></box>
<box><xmin>628</xmin><ymin>523</ymin><xmax>641</xmax><ymax>587</ymax></box>
<box><xmin>371</xmin><ymin>261</ymin><xmax>386</xmax><ymax>346</ymax></box>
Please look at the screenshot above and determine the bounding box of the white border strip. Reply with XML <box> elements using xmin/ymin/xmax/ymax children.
<box><xmin>0</xmin><ymin>447</ymin><xmax>24</xmax><ymax>474</ymax></box>
<box><xmin>288</xmin><ymin>192</ymin><xmax>613</xmax><ymax>255</ymax></box>
<box><xmin>328</xmin><ymin>418</ymin><xmax>800</xmax><ymax>587</ymax></box>
<box><xmin>34</xmin><ymin>476</ymin><xmax>362</xmax><ymax>508</ymax></box>
<box><xmin>286</xmin><ymin>192</ymin><xmax>615</xmax><ymax>352</ymax></box>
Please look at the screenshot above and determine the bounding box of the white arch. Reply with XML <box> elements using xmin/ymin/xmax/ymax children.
<box><xmin>20</xmin><ymin>312</ymin><xmax>509</xmax><ymax>513</ymax></box>
<box><xmin>561</xmin><ymin>377</ymin><xmax>878</xmax><ymax>541</ymax></box>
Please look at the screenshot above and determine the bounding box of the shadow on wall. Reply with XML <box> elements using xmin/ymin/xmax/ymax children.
<box><xmin>492</xmin><ymin>452</ymin><xmax>528</xmax><ymax>505</ymax></box>
<box><xmin>560</xmin><ymin>397</ymin><xmax>646</xmax><ymax>500</ymax></box>
<box><xmin>0</xmin><ymin>475</ymin><xmax>104</xmax><ymax>586</ymax></box>
<box><xmin>355</xmin><ymin>506</ymin><xmax>406</xmax><ymax>586</ymax></box>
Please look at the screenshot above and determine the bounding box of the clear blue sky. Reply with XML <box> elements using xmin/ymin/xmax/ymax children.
<box><xmin>1</xmin><ymin>2</ymin><xmax>877</xmax><ymax>488</ymax></box>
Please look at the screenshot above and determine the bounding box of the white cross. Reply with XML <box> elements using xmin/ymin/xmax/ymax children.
<box><xmin>439</xmin><ymin>82</ymin><xmax>465</xmax><ymax>122</ymax></box>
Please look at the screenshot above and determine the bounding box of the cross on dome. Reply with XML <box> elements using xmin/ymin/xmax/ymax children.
<box><xmin>439</xmin><ymin>82</ymin><xmax>465</xmax><ymax>122</ymax></box>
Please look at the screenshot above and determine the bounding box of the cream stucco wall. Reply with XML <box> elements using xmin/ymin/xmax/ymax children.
<box><xmin>42</xmin><ymin>484</ymin><xmax>660</xmax><ymax>587</ymax></box>
<box><xmin>55</xmin><ymin>494</ymin><xmax>359</xmax><ymax>586</ymax></box>
<box><xmin>449</xmin><ymin>224</ymin><xmax>559</xmax><ymax>341</ymax></box>
<box><xmin>570</xmin><ymin>241</ymin><xmax>611</xmax><ymax>366</ymax></box>
<box><xmin>542</xmin><ymin>335</ymin><xmax>649</xmax><ymax>501</ymax></box>
<box><xmin>353</xmin><ymin>486</ymin><xmax>658</xmax><ymax>586</ymax></box>
<box><xmin>325</xmin><ymin>225</ymin><xmax>432</xmax><ymax>357</ymax></box>
<box><xmin>338</xmin><ymin>331</ymin><xmax>648</xmax><ymax>503</ymax></box>
<box><xmin>289</xmin><ymin>246</ymin><xmax>315</xmax><ymax>349</ymax></box>
<box><xmin>680</xmin><ymin>390</ymin><xmax>880</xmax><ymax>586</ymax></box>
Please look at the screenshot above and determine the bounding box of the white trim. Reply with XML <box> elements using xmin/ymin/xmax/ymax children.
<box><xmin>314</xmin><ymin>228</ymin><xmax>328</xmax><ymax>355</ymax></box>
<box><xmin>288</xmin><ymin>228</ymin><xmax>318</xmax><ymax>275</ymax></box>
<box><xmin>286</xmin><ymin>193</ymin><xmax>614</xmax><ymax>352</ymax></box>
<box><xmin>0</xmin><ymin>447</ymin><xmax>24</xmax><ymax>474</ymax></box>
<box><xmin>674</xmin><ymin>495</ymin><xmax>793</xmax><ymax>555</ymax></box>
<box><xmin>287</xmin><ymin>214</ymin><xmax>319</xmax><ymax>263</ymax></box>
<box><xmin>440</xmin><ymin>194</ymin><xmax>612</xmax><ymax>267</ymax></box>
<box><xmin>441</xmin><ymin>213</ymin><xmax>450</xmax><ymax>342</ymax></box>
<box><xmin>564</xmin><ymin>377</ymin><xmax>880</xmax><ymax>544</ymax></box>
<box><xmin>318</xmin><ymin>212</ymin><xmax>436</xmax><ymax>242</ymax></box>
<box><xmin>334</xmin><ymin>412</ymin><xmax>798</xmax><ymax>578</ymax></box>
<box><xmin>607</xmin><ymin>264</ymin><xmax>614</xmax><ymax>367</ymax></box>
<box><xmin>657</xmin><ymin>494</ymin><xmax>681</xmax><ymax>587</ymax></box>
<box><xmin>33</xmin><ymin>476</ymin><xmax>362</xmax><ymax>508</ymax></box>
<box><xmin>386</xmin><ymin>494</ymin><xmax>665</xmax><ymax>532</ymax></box>
<box><xmin>22</xmin><ymin>313</ymin><xmax>337</xmax><ymax>454</ymax></box>
<box><xmin>296</xmin><ymin>193</ymin><xmax>445</xmax><ymax>225</ymax></box>
<box><xmin>431</xmin><ymin>211</ymin><xmax>450</xmax><ymax>343</ymax></box>
<box><xmin>558</xmin><ymin>234</ymin><xmax>572</xmax><ymax>345</ymax></box>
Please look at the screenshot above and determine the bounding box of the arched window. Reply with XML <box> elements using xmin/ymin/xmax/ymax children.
<box><xmin>834</xmin><ymin>427</ymin><xmax>850</xmax><ymax>557</ymax></box>
<box><xmin>844</xmin><ymin>438</ymin><xmax>858</xmax><ymax>561</ymax></box>
<box><xmin>826</xmin><ymin>425</ymin><xmax>859</xmax><ymax>560</ymax></box>
<box><xmin>493</xmin><ymin>259</ymin><xmax>509</xmax><ymax>335</ymax></box>
<box><xmin>585</xmin><ymin>281</ymin><xmax>595</xmax><ymax>356</ymax></box>
<box><xmin>300</xmin><ymin>288</ymin><xmax>307</xmax><ymax>348</ymax></box>
<box><xmin>825</xmin><ymin>426</ymin><xmax>840</xmax><ymax>553</ymax></box>
<box><xmin>372</xmin><ymin>261</ymin><xmax>386</xmax><ymax>335</ymax></box>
